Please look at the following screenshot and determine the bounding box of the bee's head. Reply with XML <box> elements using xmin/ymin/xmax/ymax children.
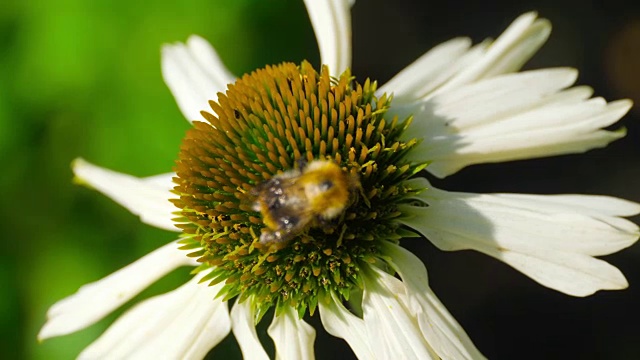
<box><xmin>302</xmin><ymin>160</ymin><xmax>357</xmax><ymax>219</ymax></box>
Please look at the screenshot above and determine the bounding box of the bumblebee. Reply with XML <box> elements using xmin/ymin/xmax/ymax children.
<box><xmin>252</xmin><ymin>160</ymin><xmax>359</xmax><ymax>247</ymax></box>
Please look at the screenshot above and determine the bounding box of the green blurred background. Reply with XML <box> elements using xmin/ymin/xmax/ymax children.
<box><xmin>3</xmin><ymin>0</ymin><xmax>640</xmax><ymax>359</ymax></box>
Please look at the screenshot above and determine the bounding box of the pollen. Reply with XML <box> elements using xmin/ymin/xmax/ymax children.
<box><xmin>172</xmin><ymin>61</ymin><xmax>425</xmax><ymax>319</ymax></box>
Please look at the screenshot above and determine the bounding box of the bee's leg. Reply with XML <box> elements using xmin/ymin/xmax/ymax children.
<box><xmin>259</xmin><ymin>229</ymin><xmax>292</xmax><ymax>245</ymax></box>
<box><xmin>296</xmin><ymin>156</ymin><xmax>308</xmax><ymax>171</ymax></box>
<box><xmin>259</xmin><ymin>229</ymin><xmax>295</xmax><ymax>251</ymax></box>
<box><xmin>315</xmin><ymin>215</ymin><xmax>338</xmax><ymax>234</ymax></box>
<box><xmin>260</xmin><ymin>230</ymin><xmax>278</xmax><ymax>245</ymax></box>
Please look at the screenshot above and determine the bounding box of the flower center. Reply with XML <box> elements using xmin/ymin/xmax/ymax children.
<box><xmin>173</xmin><ymin>61</ymin><xmax>425</xmax><ymax>320</ymax></box>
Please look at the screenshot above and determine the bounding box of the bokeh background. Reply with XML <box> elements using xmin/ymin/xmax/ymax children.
<box><xmin>3</xmin><ymin>0</ymin><xmax>640</xmax><ymax>358</ymax></box>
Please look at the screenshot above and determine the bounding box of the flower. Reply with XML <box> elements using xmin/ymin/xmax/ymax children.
<box><xmin>39</xmin><ymin>1</ymin><xmax>639</xmax><ymax>359</ymax></box>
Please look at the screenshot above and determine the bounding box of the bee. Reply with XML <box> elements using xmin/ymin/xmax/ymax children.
<box><xmin>252</xmin><ymin>159</ymin><xmax>359</xmax><ymax>247</ymax></box>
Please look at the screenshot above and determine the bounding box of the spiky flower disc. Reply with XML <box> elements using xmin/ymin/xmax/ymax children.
<box><xmin>173</xmin><ymin>61</ymin><xmax>425</xmax><ymax>320</ymax></box>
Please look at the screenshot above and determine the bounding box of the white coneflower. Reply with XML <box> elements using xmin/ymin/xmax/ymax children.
<box><xmin>39</xmin><ymin>1</ymin><xmax>639</xmax><ymax>359</ymax></box>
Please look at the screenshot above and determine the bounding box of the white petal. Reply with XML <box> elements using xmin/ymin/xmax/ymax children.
<box><xmin>402</xmin><ymin>69</ymin><xmax>581</xmax><ymax>145</ymax></box>
<box><xmin>73</xmin><ymin>158</ymin><xmax>181</xmax><ymax>232</ymax></box>
<box><xmin>362</xmin><ymin>265</ymin><xmax>439</xmax><ymax>359</ymax></box>
<box><xmin>304</xmin><ymin>0</ymin><xmax>352</xmax><ymax>75</ymax></box>
<box><xmin>268</xmin><ymin>307</ymin><xmax>316</xmax><ymax>360</ymax></box>
<box><xmin>377</xmin><ymin>37</ymin><xmax>472</xmax><ymax>102</ymax></box>
<box><xmin>426</xmin><ymin>126</ymin><xmax>626</xmax><ymax>178</ymax></box>
<box><xmin>143</xmin><ymin>172</ymin><xmax>176</xmax><ymax>188</ymax></box>
<box><xmin>319</xmin><ymin>293</ymin><xmax>376</xmax><ymax>360</ymax></box>
<box><xmin>380</xmin><ymin>242</ymin><xmax>486</xmax><ymax>360</ymax></box>
<box><xmin>497</xmin><ymin>193</ymin><xmax>640</xmax><ymax>217</ymax></box>
<box><xmin>404</xmin><ymin>68</ymin><xmax>632</xmax><ymax>177</ymax></box>
<box><xmin>380</xmin><ymin>12</ymin><xmax>549</xmax><ymax>104</ymax></box>
<box><xmin>79</xmin><ymin>270</ymin><xmax>230</xmax><ymax>360</ymax></box>
<box><xmin>386</xmin><ymin>13</ymin><xmax>631</xmax><ymax>177</ymax></box>
<box><xmin>435</xmin><ymin>12</ymin><xmax>550</xmax><ymax>94</ymax></box>
<box><xmin>162</xmin><ymin>35</ymin><xmax>236</xmax><ymax>122</ymax></box>
<box><xmin>400</xmin><ymin>181</ymin><xmax>640</xmax><ymax>296</ymax></box>
<box><xmin>425</xmin><ymin>68</ymin><xmax>579</xmax><ymax>131</ymax></box>
<box><xmin>39</xmin><ymin>240</ymin><xmax>197</xmax><ymax>340</ymax></box>
<box><xmin>230</xmin><ymin>300</ymin><xmax>269</xmax><ymax>360</ymax></box>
